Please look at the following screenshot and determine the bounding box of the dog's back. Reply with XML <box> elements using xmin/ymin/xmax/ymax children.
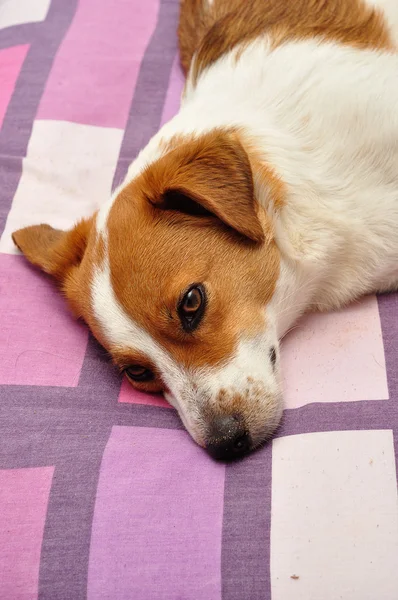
<box><xmin>178</xmin><ymin>0</ymin><xmax>398</xmax><ymax>78</ymax></box>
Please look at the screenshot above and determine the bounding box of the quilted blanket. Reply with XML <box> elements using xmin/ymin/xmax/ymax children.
<box><xmin>0</xmin><ymin>1</ymin><xmax>397</xmax><ymax>599</ymax></box>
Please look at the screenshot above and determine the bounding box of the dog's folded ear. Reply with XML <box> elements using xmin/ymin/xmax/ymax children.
<box><xmin>142</xmin><ymin>130</ymin><xmax>265</xmax><ymax>243</ymax></box>
<box><xmin>12</xmin><ymin>218</ymin><xmax>93</xmax><ymax>283</ymax></box>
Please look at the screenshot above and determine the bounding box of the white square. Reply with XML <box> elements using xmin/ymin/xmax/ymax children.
<box><xmin>281</xmin><ymin>295</ymin><xmax>388</xmax><ymax>407</ymax></box>
<box><xmin>0</xmin><ymin>0</ymin><xmax>51</xmax><ymax>29</ymax></box>
<box><xmin>1</xmin><ymin>120</ymin><xmax>123</xmax><ymax>253</ymax></box>
<box><xmin>271</xmin><ymin>430</ymin><xmax>398</xmax><ymax>600</ymax></box>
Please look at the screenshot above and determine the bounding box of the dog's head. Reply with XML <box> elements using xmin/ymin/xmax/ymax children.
<box><xmin>13</xmin><ymin>129</ymin><xmax>283</xmax><ymax>459</ymax></box>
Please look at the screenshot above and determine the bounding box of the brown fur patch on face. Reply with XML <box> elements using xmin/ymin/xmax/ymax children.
<box><xmin>106</xmin><ymin>130</ymin><xmax>280</xmax><ymax>375</ymax></box>
<box><xmin>178</xmin><ymin>0</ymin><xmax>393</xmax><ymax>83</ymax></box>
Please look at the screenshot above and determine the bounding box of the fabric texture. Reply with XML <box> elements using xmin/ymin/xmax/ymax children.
<box><xmin>0</xmin><ymin>1</ymin><xmax>397</xmax><ymax>598</ymax></box>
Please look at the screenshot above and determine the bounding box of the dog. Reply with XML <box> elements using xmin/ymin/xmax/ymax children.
<box><xmin>12</xmin><ymin>0</ymin><xmax>398</xmax><ymax>460</ymax></box>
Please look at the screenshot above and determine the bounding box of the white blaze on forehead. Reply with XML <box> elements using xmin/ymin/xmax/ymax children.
<box><xmin>92</xmin><ymin>260</ymin><xmax>173</xmax><ymax>372</ymax></box>
<box><xmin>92</xmin><ymin>210</ymin><xmax>205</xmax><ymax>432</ymax></box>
<box><xmin>91</xmin><ymin>258</ymin><xmax>209</xmax><ymax>442</ymax></box>
<box><xmin>90</xmin><ymin>257</ymin><xmax>191</xmax><ymax>402</ymax></box>
<box><xmin>96</xmin><ymin>185</ymin><xmax>121</xmax><ymax>237</ymax></box>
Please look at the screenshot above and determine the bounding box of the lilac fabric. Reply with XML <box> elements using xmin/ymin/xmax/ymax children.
<box><xmin>0</xmin><ymin>1</ymin><xmax>397</xmax><ymax>599</ymax></box>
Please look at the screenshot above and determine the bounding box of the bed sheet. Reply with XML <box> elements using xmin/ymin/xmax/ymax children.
<box><xmin>0</xmin><ymin>1</ymin><xmax>397</xmax><ymax>599</ymax></box>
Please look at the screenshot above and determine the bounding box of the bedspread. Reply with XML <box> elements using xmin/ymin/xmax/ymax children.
<box><xmin>0</xmin><ymin>1</ymin><xmax>397</xmax><ymax>599</ymax></box>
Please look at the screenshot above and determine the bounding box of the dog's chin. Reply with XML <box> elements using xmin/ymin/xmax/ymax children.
<box><xmin>164</xmin><ymin>391</ymin><xmax>207</xmax><ymax>448</ymax></box>
<box><xmin>247</xmin><ymin>394</ymin><xmax>284</xmax><ymax>450</ymax></box>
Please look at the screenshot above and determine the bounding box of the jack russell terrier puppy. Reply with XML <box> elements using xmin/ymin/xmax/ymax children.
<box><xmin>12</xmin><ymin>0</ymin><xmax>398</xmax><ymax>460</ymax></box>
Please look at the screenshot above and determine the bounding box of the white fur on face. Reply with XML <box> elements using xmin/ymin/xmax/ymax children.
<box><xmin>195</xmin><ymin>329</ymin><xmax>283</xmax><ymax>445</ymax></box>
<box><xmin>91</xmin><ymin>257</ymin><xmax>282</xmax><ymax>447</ymax></box>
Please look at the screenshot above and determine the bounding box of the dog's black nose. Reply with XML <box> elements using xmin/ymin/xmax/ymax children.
<box><xmin>206</xmin><ymin>415</ymin><xmax>251</xmax><ymax>461</ymax></box>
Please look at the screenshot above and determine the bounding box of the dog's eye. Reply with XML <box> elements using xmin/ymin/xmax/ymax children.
<box><xmin>178</xmin><ymin>284</ymin><xmax>206</xmax><ymax>332</ymax></box>
<box><xmin>125</xmin><ymin>365</ymin><xmax>154</xmax><ymax>382</ymax></box>
<box><xmin>182</xmin><ymin>287</ymin><xmax>202</xmax><ymax>312</ymax></box>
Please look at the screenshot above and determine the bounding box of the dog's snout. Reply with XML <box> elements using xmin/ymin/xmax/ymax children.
<box><xmin>205</xmin><ymin>414</ymin><xmax>252</xmax><ymax>461</ymax></box>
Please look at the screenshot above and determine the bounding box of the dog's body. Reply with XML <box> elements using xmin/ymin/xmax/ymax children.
<box><xmin>13</xmin><ymin>0</ymin><xmax>398</xmax><ymax>459</ymax></box>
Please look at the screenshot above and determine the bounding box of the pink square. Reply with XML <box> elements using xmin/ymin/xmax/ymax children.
<box><xmin>0</xmin><ymin>254</ymin><xmax>88</xmax><ymax>386</ymax></box>
<box><xmin>118</xmin><ymin>377</ymin><xmax>172</xmax><ymax>408</ymax></box>
<box><xmin>0</xmin><ymin>45</ymin><xmax>29</xmax><ymax>129</ymax></box>
<box><xmin>37</xmin><ymin>0</ymin><xmax>160</xmax><ymax>128</ymax></box>
<box><xmin>281</xmin><ymin>295</ymin><xmax>388</xmax><ymax>408</ymax></box>
<box><xmin>0</xmin><ymin>467</ymin><xmax>54</xmax><ymax>600</ymax></box>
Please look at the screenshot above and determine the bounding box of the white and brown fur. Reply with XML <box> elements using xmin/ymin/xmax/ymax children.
<box><xmin>12</xmin><ymin>0</ymin><xmax>398</xmax><ymax>455</ymax></box>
